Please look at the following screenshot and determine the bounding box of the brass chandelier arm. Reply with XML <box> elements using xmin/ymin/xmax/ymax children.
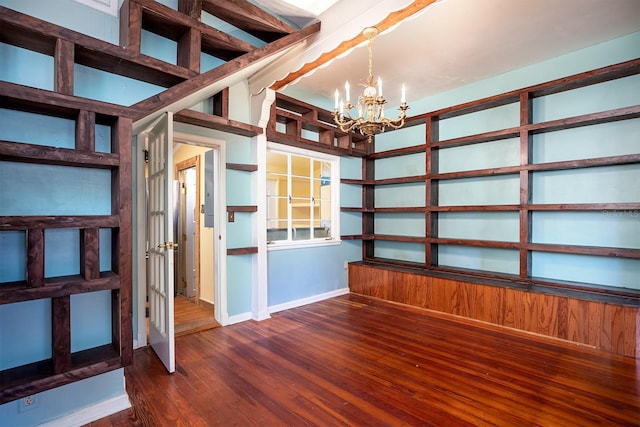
<box><xmin>332</xmin><ymin>26</ymin><xmax>410</xmax><ymax>143</ymax></box>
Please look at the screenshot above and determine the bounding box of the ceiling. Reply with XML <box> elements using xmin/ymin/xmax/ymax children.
<box><xmin>256</xmin><ymin>0</ymin><xmax>640</xmax><ymax>108</ymax></box>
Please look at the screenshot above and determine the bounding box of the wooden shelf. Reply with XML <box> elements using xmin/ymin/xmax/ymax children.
<box><xmin>227</xmin><ymin>205</ymin><xmax>258</xmax><ymax>213</ymax></box>
<box><xmin>227</xmin><ymin>247</ymin><xmax>259</xmax><ymax>255</ymax></box>
<box><xmin>226</xmin><ymin>163</ymin><xmax>258</xmax><ymax>172</ymax></box>
<box><xmin>174</xmin><ymin>109</ymin><xmax>262</xmax><ymax>137</ymax></box>
<box><xmin>267</xmin><ymin>93</ymin><xmax>370</xmax><ymax>157</ymax></box>
<box><xmin>352</xmin><ymin>58</ymin><xmax>640</xmax><ymax>302</ymax></box>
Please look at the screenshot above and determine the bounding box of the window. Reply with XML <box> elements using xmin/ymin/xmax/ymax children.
<box><xmin>267</xmin><ymin>144</ymin><xmax>340</xmax><ymax>247</ymax></box>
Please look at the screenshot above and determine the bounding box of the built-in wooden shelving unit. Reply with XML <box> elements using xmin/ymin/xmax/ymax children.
<box><xmin>342</xmin><ymin>58</ymin><xmax>640</xmax><ymax>302</ymax></box>
<box><xmin>268</xmin><ymin>93</ymin><xmax>371</xmax><ymax>156</ymax></box>
<box><xmin>0</xmin><ymin>0</ymin><xmax>318</xmax><ymax>404</ymax></box>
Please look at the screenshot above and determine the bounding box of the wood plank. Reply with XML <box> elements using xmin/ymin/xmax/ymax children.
<box><xmin>226</xmin><ymin>163</ymin><xmax>257</xmax><ymax>172</ymax></box>
<box><xmin>52</xmin><ymin>296</ymin><xmax>71</xmax><ymax>374</ymax></box>
<box><xmin>0</xmin><ymin>215</ymin><xmax>119</xmax><ymax>230</ymax></box>
<box><xmin>113</xmin><ymin>117</ymin><xmax>134</xmax><ymax>367</ymax></box>
<box><xmin>80</xmin><ymin>228</ymin><xmax>100</xmax><ymax>281</ymax></box>
<box><xmin>0</xmin><ymin>140</ymin><xmax>119</xmax><ymax>169</ymax></box>
<box><xmin>174</xmin><ymin>109</ymin><xmax>262</xmax><ymax>136</ymax></box>
<box><xmin>227</xmin><ymin>247</ymin><xmax>258</xmax><ymax>255</ymax></box>
<box><xmin>0</xmin><ymin>81</ymin><xmax>140</xmax><ymax>119</ymax></box>
<box><xmin>26</xmin><ymin>228</ymin><xmax>45</xmax><ymax>288</ymax></box>
<box><xmin>202</xmin><ymin>0</ymin><xmax>296</xmax><ymax>42</ymax></box>
<box><xmin>0</xmin><ymin>273</ymin><xmax>121</xmax><ymax>305</ymax></box>
<box><xmin>226</xmin><ymin>205</ymin><xmax>257</xmax><ymax>212</ymax></box>
<box><xmin>54</xmin><ymin>39</ymin><xmax>74</xmax><ymax>95</ymax></box>
<box><xmin>75</xmin><ymin>110</ymin><xmax>96</xmax><ymax>152</ymax></box>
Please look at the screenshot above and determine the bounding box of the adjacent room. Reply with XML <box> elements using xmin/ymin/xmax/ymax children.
<box><xmin>0</xmin><ymin>0</ymin><xmax>638</xmax><ymax>425</ymax></box>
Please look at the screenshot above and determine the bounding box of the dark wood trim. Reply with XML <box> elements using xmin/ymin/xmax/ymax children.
<box><xmin>0</xmin><ymin>81</ymin><xmax>140</xmax><ymax>119</ymax></box>
<box><xmin>0</xmin><ymin>215</ymin><xmax>119</xmax><ymax>230</ymax></box>
<box><xmin>226</xmin><ymin>205</ymin><xmax>258</xmax><ymax>212</ymax></box>
<box><xmin>227</xmin><ymin>247</ymin><xmax>259</xmax><ymax>255</ymax></box>
<box><xmin>0</xmin><ymin>273</ymin><xmax>121</xmax><ymax>305</ymax></box>
<box><xmin>174</xmin><ymin>109</ymin><xmax>262</xmax><ymax>136</ymax></box>
<box><xmin>26</xmin><ymin>228</ymin><xmax>45</xmax><ymax>288</ymax></box>
<box><xmin>54</xmin><ymin>38</ymin><xmax>74</xmax><ymax>95</ymax></box>
<box><xmin>202</xmin><ymin>0</ymin><xmax>296</xmax><ymax>42</ymax></box>
<box><xmin>0</xmin><ymin>140</ymin><xmax>119</xmax><ymax>169</ymax></box>
<box><xmin>226</xmin><ymin>163</ymin><xmax>258</xmax><ymax>172</ymax></box>
<box><xmin>52</xmin><ymin>296</ymin><xmax>71</xmax><ymax>374</ymax></box>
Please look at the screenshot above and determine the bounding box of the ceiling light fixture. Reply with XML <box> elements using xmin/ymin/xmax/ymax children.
<box><xmin>332</xmin><ymin>27</ymin><xmax>409</xmax><ymax>143</ymax></box>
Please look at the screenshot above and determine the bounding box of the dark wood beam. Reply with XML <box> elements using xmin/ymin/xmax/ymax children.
<box><xmin>132</xmin><ymin>21</ymin><xmax>321</xmax><ymax>120</ymax></box>
<box><xmin>202</xmin><ymin>0</ymin><xmax>296</xmax><ymax>42</ymax></box>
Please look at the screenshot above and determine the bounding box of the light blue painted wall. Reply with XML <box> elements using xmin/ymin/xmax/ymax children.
<box><xmin>266</xmin><ymin>152</ymin><xmax>362</xmax><ymax>307</ymax></box>
<box><xmin>0</xmin><ymin>369</ymin><xmax>125</xmax><ymax>427</ymax></box>
<box><xmin>369</xmin><ymin>31</ymin><xmax>640</xmax><ymax>287</ymax></box>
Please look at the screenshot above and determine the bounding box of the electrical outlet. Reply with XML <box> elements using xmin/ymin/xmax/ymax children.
<box><xmin>20</xmin><ymin>395</ymin><xmax>38</xmax><ymax>412</ymax></box>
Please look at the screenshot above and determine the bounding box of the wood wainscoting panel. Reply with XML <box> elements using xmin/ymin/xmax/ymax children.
<box><xmin>349</xmin><ymin>263</ymin><xmax>639</xmax><ymax>358</ymax></box>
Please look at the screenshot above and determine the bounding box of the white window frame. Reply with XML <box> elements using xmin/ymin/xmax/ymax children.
<box><xmin>266</xmin><ymin>142</ymin><xmax>341</xmax><ymax>251</ymax></box>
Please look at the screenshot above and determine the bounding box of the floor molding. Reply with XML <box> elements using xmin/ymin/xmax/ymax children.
<box><xmin>269</xmin><ymin>287</ymin><xmax>350</xmax><ymax>314</ymax></box>
<box><xmin>41</xmin><ymin>394</ymin><xmax>131</xmax><ymax>427</ymax></box>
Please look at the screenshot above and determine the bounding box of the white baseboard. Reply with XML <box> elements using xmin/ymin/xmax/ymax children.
<box><xmin>225</xmin><ymin>311</ymin><xmax>253</xmax><ymax>325</ymax></box>
<box><xmin>269</xmin><ymin>288</ymin><xmax>349</xmax><ymax>314</ymax></box>
<box><xmin>222</xmin><ymin>288</ymin><xmax>349</xmax><ymax>325</ymax></box>
<box><xmin>41</xmin><ymin>394</ymin><xmax>131</xmax><ymax>427</ymax></box>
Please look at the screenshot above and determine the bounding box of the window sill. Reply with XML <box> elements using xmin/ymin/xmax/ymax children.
<box><xmin>267</xmin><ymin>239</ymin><xmax>342</xmax><ymax>251</ymax></box>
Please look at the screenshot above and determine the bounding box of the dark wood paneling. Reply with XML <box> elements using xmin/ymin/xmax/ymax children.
<box><xmin>349</xmin><ymin>263</ymin><xmax>639</xmax><ymax>358</ymax></box>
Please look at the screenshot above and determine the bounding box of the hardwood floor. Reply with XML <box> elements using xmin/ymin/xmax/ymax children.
<box><xmin>174</xmin><ymin>296</ymin><xmax>219</xmax><ymax>337</ymax></box>
<box><xmin>91</xmin><ymin>294</ymin><xmax>639</xmax><ymax>426</ymax></box>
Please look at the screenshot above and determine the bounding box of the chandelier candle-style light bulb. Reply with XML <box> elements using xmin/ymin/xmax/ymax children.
<box><xmin>332</xmin><ymin>27</ymin><xmax>409</xmax><ymax>143</ymax></box>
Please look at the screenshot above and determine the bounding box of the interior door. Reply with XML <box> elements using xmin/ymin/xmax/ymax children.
<box><xmin>146</xmin><ymin>112</ymin><xmax>176</xmax><ymax>373</ymax></box>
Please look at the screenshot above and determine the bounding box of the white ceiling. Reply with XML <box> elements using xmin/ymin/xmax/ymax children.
<box><xmin>258</xmin><ymin>0</ymin><xmax>640</xmax><ymax>108</ymax></box>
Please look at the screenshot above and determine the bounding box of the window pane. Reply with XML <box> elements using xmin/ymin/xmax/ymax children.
<box><xmin>291</xmin><ymin>155</ymin><xmax>310</xmax><ymax>178</ymax></box>
<box><xmin>267</xmin><ymin>151</ymin><xmax>288</xmax><ymax>174</ymax></box>
<box><xmin>267</xmin><ymin>147</ymin><xmax>338</xmax><ymax>244</ymax></box>
<box><xmin>293</xmin><ymin>218</ymin><xmax>311</xmax><ymax>240</ymax></box>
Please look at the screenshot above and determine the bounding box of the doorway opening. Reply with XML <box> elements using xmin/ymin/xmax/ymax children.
<box><xmin>136</xmin><ymin>123</ymin><xmax>228</xmax><ymax>363</ymax></box>
<box><xmin>174</xmin><ymin>154</ymin><xmax>219</xmax><ymax>336</ymax></box>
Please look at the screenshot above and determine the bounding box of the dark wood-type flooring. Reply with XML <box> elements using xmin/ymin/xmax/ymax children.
<box><xmin>91</xmin><ymin>293</ymin><xmax>639</xmax><ymax>426</ymax></box>
<box><xmin>174</xmin><ymin>296</ymin><xmax>219</xmax><ymax>337</ymax></box>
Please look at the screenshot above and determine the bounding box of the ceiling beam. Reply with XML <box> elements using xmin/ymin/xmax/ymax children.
<box><xmin>270</xmin><ymin>0</ymin><xmax>438</xmax><ymax>91</ymax></box>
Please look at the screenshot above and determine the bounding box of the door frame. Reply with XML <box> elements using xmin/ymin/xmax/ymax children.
<box><xmin>135</xmin><ymin>130</ymin><xmax>228</xmax><ymax>349</ymax></box>
<box><xmin>175</xmin><ymin>158</ymin><xmax>200</xmax><ymax>302</ymax></box>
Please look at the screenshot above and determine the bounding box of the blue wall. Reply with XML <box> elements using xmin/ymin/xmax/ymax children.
<box><xmin>373</xmin><ymin>32</ymin><xmax>640</xmax><ymax>287</ymax></box>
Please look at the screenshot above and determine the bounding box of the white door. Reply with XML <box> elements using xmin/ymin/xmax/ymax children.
<box><xmin>146</xmin><ymin>112</ymin><xmax>176</xmax><ymax>373</ymax></box>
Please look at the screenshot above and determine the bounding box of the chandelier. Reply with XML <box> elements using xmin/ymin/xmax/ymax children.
<box><xmin>332</xmin><ymin>27</ymin><xmax>409</xmax><ymax>143</ymax></box>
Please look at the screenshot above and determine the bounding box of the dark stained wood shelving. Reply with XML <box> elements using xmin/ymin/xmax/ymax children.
<box><xmin>226</xmin><ymin>205</ymin><xmax>258</xmax><ymax>213</ymax></box>
<box><xmin>267</xmin><ymin>93</ymin><xmax>370</xmax><ymax>157</ymax></box>
<box><xmin>0</xmin><ymin>0</ymin><xmax>323</xmax><ymax>406</ymax></box>
<box><xmin>347</xmin><ymin>58</ymin><xmax>640</xmax><ymax>308</ymax></box>
<box><xmin>226</xmin><ymin>163</ymin><xmax>258</xmax><ymax>172</ymax></box>
<box><xmin>227</xmin><ymin>247</ymin><xmax>259</xmax><ymax>255</ymax></box>
<box><xmin>174</xmin><ymin>109</ymin><xmax>262</xmax><ymax>136</ymax></box>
